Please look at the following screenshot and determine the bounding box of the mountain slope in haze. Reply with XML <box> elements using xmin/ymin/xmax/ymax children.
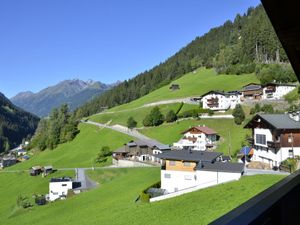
<box><xmin>76</xmin><ymin>4</ymin><xmax>294</xmax><ymax>118</ymax></box>
<box><xmin>11</xmin><ymin>79</ymin><xmax>113</xmax><ymax>117</ymax></box>
<box><xmin>0</xmin><ymin>92</ymin><xmax>39</xmax><ymax>153</ymax></box>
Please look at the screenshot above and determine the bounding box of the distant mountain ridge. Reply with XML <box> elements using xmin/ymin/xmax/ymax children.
<box><xmin>0</xmin><ymin>92</ymin><xmax>39</xmax><ymax>153</ymax></box>
<box><xmin>11</xmin><ymin>79</ymin><xmax>114</xmax><ymax>117</ymax></box>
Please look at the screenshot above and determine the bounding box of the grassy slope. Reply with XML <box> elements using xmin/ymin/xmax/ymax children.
<box><xmin>109</xmin><ymin>68</ymin><xmax>259</xmax><ymax>112</ymax></box>
<box><xmin>284</xmin><ymin>87</ymin><xmax>300</xmax><ymax>102</ymax></box>
<box><xmin>7</xmin><ymin>123</ymin><xmax>133</xmax><ymax>170</ymax></box>
<box><xmin>0</xmin><ymin>168</ymin><xmax>284</xmax><ymax>225</ymax></box>
<box><xmin>140</xmin><ymin>119</ymin><xmax>249</xmax><ymax>156</ymax></box>
<box><xmin>90</xmin><ymin>103</ymin><xmax>182</xmax><ymax>127</ymax></box>
<box><xmin>0</xmin><ymin>170</ymin><xmax>74</xmax><ymax>221</ymax></box>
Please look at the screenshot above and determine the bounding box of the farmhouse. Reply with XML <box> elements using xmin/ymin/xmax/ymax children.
<box><xmin>169</xmin><ymin>84</ymin><xmax>180</xmax><ymax>91</ymax></box>
<box><xmin>241</xmin><ymin>83</ymin><xmax>263</xmax><ymax>100</ymax></box>
<box><xmin>173</xmin><ymin>125</ymin><xmax>218</xmax><ymax>151</ymax></box>
<box><xmin>262</xmin><ymin>82</ymin><xmax>296</xmax><ymax>100</ymax></box>
<box><xmin>201</xmin><ymin>90</ymin><xmax>241</xmax><ymax>111</ymax></box>
<box><xmin>157</xmin><ymin>150</ymin><xmax>244</xmax><ymax>193</ymax></box>
<box><xmin>0</xmin><ymin>155</ymin><xmax>17</xmax><ymax>168</ymax></box>
<box><xmin>112</xmin><ymin>140</ymin><xmax>170</xmax><ymax>163</ymax></box>
<box><xmin>244</xmin><ymin>112</ymin><xmax>300</xmax><ymax>168</ymax></box>
<box><xmin>49</xmin><ymin>177</ymin><xmax>73</xmax><ymax>201</ymax></box>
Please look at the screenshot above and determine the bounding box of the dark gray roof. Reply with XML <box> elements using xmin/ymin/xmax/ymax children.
<box><xmin>257</xmin><ymin>114</ymin><xmax>300</xmax><ymax>129</ymax></box>
<box><xmin>156</xmin><ymin>150</ymin><xmax>222</xmax><ymax>162</ymax></box>
<box><xmin>113</xmin><ymin>147</ymin><xmax>129</xmax><ymax>153</ymax></box>
<box><xmin>242</xmin><ymin>84</ymin><xmax>262</xmax><ymax>91</ymax></box>
<box><xmin>50</xmin><ymin>177</ymin><xmax>72</xmax><ymax>183</ymax></box>
<box><xmin>127</xmin><ymin>142</ymin><xmax>137</xmax><ymax>147</ymax></box>
<box><xmin>196</xmin><ymin>161</ymin><xmax>244</xmax><ymax>173</ymax></box>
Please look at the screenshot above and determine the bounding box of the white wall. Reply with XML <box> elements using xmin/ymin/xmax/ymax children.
<box><xmin>263</xmin><ymin>85</ymin><xmax>295</xmax><ymax>100</ymax></box>
<box><xmin>49</xmin><ymin>181</ymin><xmax>73</xmax><ymax>201</ymax></box>
<box><xmin>254</xmin><ymin>128</ymin><xmax>273</xmax><ymax>147</ymax></box>
<box><xmin>161</xmin><ymin>169</ymin><xmax>242</xmax><ymax>193</ymax></box>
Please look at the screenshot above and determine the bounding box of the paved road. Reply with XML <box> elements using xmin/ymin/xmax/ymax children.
<box><xmin>244</xmin><ymin>168</ymin><xmax>290</xmax><ymax>176</ymax></box>
<box><xmin>75</xmin><ymin>168</ymin><xmax>98</xmax><ymax>190</ymax></box>
<box><xmin>82</xmin><ymin>120</ymin><xmax>153</xmax><ymax>141</ymax></box>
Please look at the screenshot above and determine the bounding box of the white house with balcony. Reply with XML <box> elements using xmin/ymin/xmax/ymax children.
<box><xmin>201</xmin><ymin>91</ymin><xmax>241</xmax><ymax>111</ymax></box>
<box><xmin>173</xmin><ymin>126</ymin><xmax>218</xmax><ymax>151</ymax></box>
<box><xmin>244</xmin><ymin>112</ymin><xmax>300</xmax><ymax>168</ymax></box>
<box><xmin>262</xmin><ymin>83</ymin><xmax>296</xmax><ymax>100</ymax></box>
<box><xmin>156</xmin><ymin>150</ymin><xmax>244</xmax><ymax>194</ymax></box>
<box><xmin>49</xmin><ymin>177</ymin><xmax>73</xmax><ymax>201</ymax></box>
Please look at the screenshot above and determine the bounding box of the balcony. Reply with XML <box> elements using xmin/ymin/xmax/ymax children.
<box><xmin>267</xmin><ymin>141</ymin><xmax>281</xmax><ymax>149</ymax></box>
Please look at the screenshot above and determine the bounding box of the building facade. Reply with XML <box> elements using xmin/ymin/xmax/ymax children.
<box><xmin>244</xmin><ymin>112</ymin><xmax>300</xmax><ymax>167</ymax></box>
<box><xmin>201</xmin><ymin>91</ymin><xmax>241</xmax><ymax>111</ymax></box>
<box><xmin>49</xmin><ymin>177</ymin><xmax>73</xmax><ymax>201</ymax></box>
<box><xmin>158</xmin><ymin>150</ymin><xmax>244</xmax><ymax>193</ymax></box>
<box><xmin>262</xmin><ymin>83</ymin><xmax>296</xmax><ymax>100</ymax></box>
<box><xmin>173</xmin><ymin>126</ymin><xmax>218</xmax><ymax>151</ymax></box>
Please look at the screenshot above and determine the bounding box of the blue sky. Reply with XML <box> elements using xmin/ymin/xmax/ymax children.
<box><xmin>0</xmin><ymin>0</ymin><xmax>260</xmax><ymax>98</ymax></box>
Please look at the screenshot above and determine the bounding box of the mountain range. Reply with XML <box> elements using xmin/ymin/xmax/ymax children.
<box><xmin>0</xmin><ymin>92</ymin><xmax>39</xmax><ymax>153</ymax></box>
<box><xmin>11</xmin><ymin>79</ymin><xmax>115</xmax><ymax>117</ymax></box>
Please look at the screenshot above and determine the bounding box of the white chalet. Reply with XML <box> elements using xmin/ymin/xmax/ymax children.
<box><xmin>244</xmin><ymin>112</ymin><xmax>300</xmax><ymax>168</ymax></box>
<box><xmin>262</xmin><ymin>83</ymin><xmax>296</xmax><ymax>100</ymax></box>
<box><xmin>157</xmin><ymin>150</ymin><xmax>244</xmax><ymax>194</ymax></box>
<box><xmin>173</xmin><ymin>126</ymin><xmax>218</xmax><ymax>151</ymax></box>
<box><xmin>201</xmin><ymin>91</ymin><xmax>241</xmax><ymax>111</ymax></box>
<box><xmin>49</xmin><ymin>177</ymin><xmax>73</xmax><ymax>201</ymax></box>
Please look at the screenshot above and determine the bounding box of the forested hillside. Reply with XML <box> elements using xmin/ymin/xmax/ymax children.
<box><xmin>0</xmin><ymin>92</ymin><xmax>39</xmax><ymax>153</ymax></box>
<box><xmin>76</xmin><ymin>4</ymin><xmax>296</xmax><ymax>118</ymax></box>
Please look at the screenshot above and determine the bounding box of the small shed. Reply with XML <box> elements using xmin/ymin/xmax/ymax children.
<box><xmin>30</xmin><ymin>166</ymin><xmax>43</xmax><ymax>176</ymax></box>
<box><xmin>169</xmin><ymin>84</ymin><xmax>180</xmax><ymax>91</ymax></box>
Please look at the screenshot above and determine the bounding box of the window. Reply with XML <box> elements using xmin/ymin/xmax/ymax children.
<box><xmin>183</xmin><ymin>162</ymin><xmax>191</xmax><ymax>167</ymax></box>
<box><xmin>164</xmin><ymin>173</ymin><xmax>171</xmax><ymax>178</ymax></box>
<box><xmin>62</xmin><ymin>184</ymin><xmax>67</xmax><ymax>186</ymax></box>
<box><xmin>256</xmin><ymin>134</ymin><xmax>266</xmax><ymax>145</ymax></box>
<box><xmin>289</xmin><ymin>149</ymin><xmax>294</xmax><ymax>158</ymax></box>
<box><xmin>169</xmin><ymin>161</ymin><xmax>176</xmax><ymax>166</ymax></box>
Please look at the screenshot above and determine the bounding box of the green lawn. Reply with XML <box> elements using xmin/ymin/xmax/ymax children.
<box><xmin>0</xmin><ymin>170</ymin><xmax>74</xmax><ymax>221</ymax></box>
<box><xmin>140</xmin><ymin>119</ymin><xmax>250</xmax><ymax>156</ymax></box>
<box><xmin>109</xmin><ymin>68</ymin><xmax>259</xmax><ymax>112</ymax></box>
<box><xmin>0</xmin><ymin>167</ymin><xmax>284</xmax><ymax>225</ymax></box>
<box><xmin>90</xmin><ymin>103</ymin><xmax>182</xmax><ymax>127</ymax></box>
<box><xmin>7</xmin><ymin>123</ymin><xmax>133</xmax><ymax>170</ymax></box>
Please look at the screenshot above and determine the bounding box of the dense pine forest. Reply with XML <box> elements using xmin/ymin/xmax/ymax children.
<box><xmin>75</xmin><ymin>5</ymin><xmax>296</xmax><ymax>118</ymax></box>
<box><xmin>0</xmin><ymin>92</ymin><xmax>39</xmax><ymax>153</ymax></box>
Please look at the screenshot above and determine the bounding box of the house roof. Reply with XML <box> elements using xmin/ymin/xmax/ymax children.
<box><xmin>182</xmin><ymin>126</ymin><xmax>218</xmax><ymax>135</ymax></box>
<box><xmin>242</xmin><ymin>84</ymin><xmax>262</xmax><ymax>91</ymax></box>
<box><xmin>244</xmin><ymin>113</ymin><xmax>300</xmax><ymax>130</ymax></box>
<box><xmin>196</xmin><ymin>161</ymin><xmax>244</xmax><ymax>173</ymax></box>
<box><xmin>263</xmin><ymin>82</ymin><xmax>297</xmax><ymax>87</ymax></box>
<box><xmin>50</xmin><ymin>177</ymin><xmax>72</xmax><ymax>183</ymax></box>
<box><xmin>113</xmin><ymin>147</ymin><xmax>129</xmax><ymax>153</ymax></box>
<box><xmin>156</xmin><ymin>150</ymin><xmax>222</xmax><ymax>162</ymax></box>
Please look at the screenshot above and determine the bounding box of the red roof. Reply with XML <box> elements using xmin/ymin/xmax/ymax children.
<box><xmin>182</xmin><ymin>126</ymin><xmax>217</xmax><ymax>135</ymax></box>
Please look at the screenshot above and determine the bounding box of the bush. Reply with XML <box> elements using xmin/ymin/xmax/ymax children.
<box><xmin>139</xmin><ymin>192</ymin><xmax>150</xmax><ymax>203</ymax></box>
<box><xmin>127</xmin><ymin>117</ymin><xmax>137</xmax><ymax>129</ymax></box>
<box><xmin>143</xmin><ymin>107</ymin><xmax>164</xmax><ymax>127</ymax></box>
<box><xmin>17</xmin><ymin>195</ymin><xmax>33</xmax><ymax>209</ymax></box>
<box><xmin>95</xmin><ymin>146</ymin><xmax>111</xmax><ymax>163</ymax></box>
<box><xmin>232</xmin><ymin>104</ymin><xmax>245</xmax><ymax>125</ymax></box>
<box><xmin>281</xmin><ymin>158</ymin><xmax>298</xmax><ymax>173</ymax></box>
<box><xmin>139</xmin><ymin>181</ymin><xmax>161</xmax><ymax>203</ymax></box>
<box><xmin>165</xmin><ymin>110</ymin><xmax>177</xmax><ymax>123</ymax></box>
<box><xmin>178</xmin><ymin>108</ymin><xmax>210</xmax><ymax>119</ymax></box>
<box><xmin>261</xmin><ymin>104</ymin><xmax>274</xmax><ymax>114</ymax></box>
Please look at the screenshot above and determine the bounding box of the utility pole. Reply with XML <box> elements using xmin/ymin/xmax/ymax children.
<box><xmin>228</xmin><ymin>131</ymin><xmax>231</xmax><ymax>157</ymax></box>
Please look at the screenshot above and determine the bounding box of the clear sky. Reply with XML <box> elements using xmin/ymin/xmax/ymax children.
<box><xmin>0</xmin><ymin>0</ymin><xmax>260</xmax><ymax>98</ymax></box>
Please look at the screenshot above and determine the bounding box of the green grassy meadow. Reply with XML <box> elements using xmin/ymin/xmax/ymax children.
<box><xmin>90</xmin><ymin>103</ymin><xmax>182</xmax><ymax>127</ymax></box>
<box><xmin>140</xmin><ymin>118</ymin><xmax>250</xmax><ymax>156</ymax></box>
<box><xmin>0</xmin><ymin>167</ymin><xmax>284</xmax><ymax>225</ymax></box>
<box><xmin>7</xmin><ymin>123</ymin><xmax>133</xmax><ymax>170</ymax></box>
<box><xmin>108</xmin><ymin>68</ymin><xmax>259</xmax><ymax>112</ymax></box>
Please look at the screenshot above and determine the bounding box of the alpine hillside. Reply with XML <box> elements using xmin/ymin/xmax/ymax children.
<box><xmin>76</xmin><ymin>4</ymin><xmax>296</xmax><ymax>118</ymax></box>
<box><xmin>11</xmin><ymin>79</ymin><xmax>114</xmax><ymax>117</ymax></box>
<box><xmin>0</xmin><ymin>92</ymin><xmax>39</xmax><ymax>153</ymax></box>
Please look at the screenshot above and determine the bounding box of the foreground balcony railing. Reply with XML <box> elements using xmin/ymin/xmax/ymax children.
<box><xmin>210</xmin><ymin>169</ymin><xmax>300</xmax><ymax>225</ymax></box>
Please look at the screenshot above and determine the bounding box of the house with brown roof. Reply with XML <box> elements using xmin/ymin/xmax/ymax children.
<box><xmin>241</xmin><ymin>83</ymin><xmax>263</xmax><ymax>100</ymax></box>
<box><xmin>173</xmin><ymin>125</ymin><xmax>218</xmax><ymax>151</ymax></box>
